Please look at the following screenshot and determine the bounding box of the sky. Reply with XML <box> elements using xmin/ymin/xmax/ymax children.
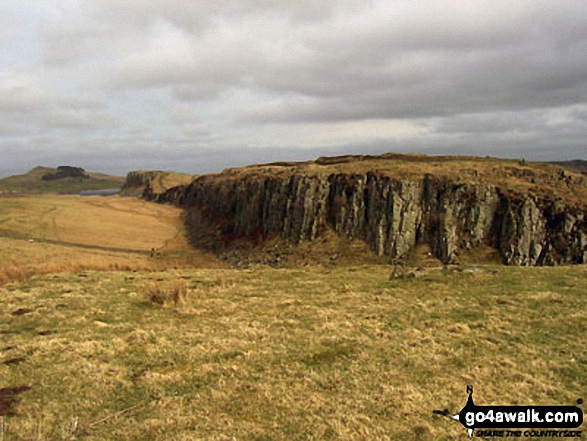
<box><xmin>1</xmin><ymin>1</ymin><xmax>586</xmax><ymax>177</ymax></box>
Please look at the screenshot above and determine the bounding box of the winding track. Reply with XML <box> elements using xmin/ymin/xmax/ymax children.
<box><xmin>0</xmin><ymin>231</ymin><xmax>149</xmax><ymax>255</ymax></box>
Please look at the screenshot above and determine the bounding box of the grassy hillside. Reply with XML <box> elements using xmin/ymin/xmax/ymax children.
<box><xmin>0</xmin><ymin>167</ymin><xmax>124</xmax><ymax>194</ymax></box>
<box><xmin>0</xmin><ymin>265</ymin><xmax>585</xmax><ymax>440</ymax></box>
<box><xmin>0</xmin><ymin>195</ymin><xmax>183</xmax><ymax>250</ymax></box>
<box><xmin>0</xmin><ymin>194</ymin><xmax>220</xmax><ymax>286</ymax></box>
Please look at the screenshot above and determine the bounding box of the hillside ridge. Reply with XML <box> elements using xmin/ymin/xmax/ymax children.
<box><xmin>0</xmin><ymin>166</ymin><xmax>124</xmax><ymax>194</ymax></box>
<box><xmin>147</xmin><ymin>152</ymin><xmax>586</xmax><ymax>266</ymax></box>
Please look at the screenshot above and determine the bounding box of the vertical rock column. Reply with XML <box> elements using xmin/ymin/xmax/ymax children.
<box><xmin>500</xmin><ymin>197</ymin><xmax>546</xmax><ymax>265</ymax></box>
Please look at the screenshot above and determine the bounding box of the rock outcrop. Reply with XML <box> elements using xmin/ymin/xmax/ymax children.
<box><xmin>41</xmin><ymin>166</ymin><xmax>88</xmax><ymax>181</ymax></box>
<box><xmin>120</xmin><ymin>170</ymin><xmax>195</xmax><ymax>198</ymax></box>
<box><xmin>154</xmin><ymin>154</ymin><xmax>587</xmax><ymax>266</ymax></box>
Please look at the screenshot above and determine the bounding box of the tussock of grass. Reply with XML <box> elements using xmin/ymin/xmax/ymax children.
<box><xmin>0</xmin><ymin>264</ymin><xmax>27</xmax><ymax>286</ymax></box>
<box><xmin>145</xmin><ymin>279</ymin><xmax>189</xmax><ymax>306</ymax></box>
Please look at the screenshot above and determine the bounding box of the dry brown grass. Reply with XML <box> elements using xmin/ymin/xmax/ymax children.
<box><xmin>0</xmin><ymin>255</ymin><xmax>160</xmax><ymax>288</ymax></box>
<box><xmin>0</xmin><ymin>236</ymin><xmax>161</xmax><ymax>287</ymax></box>
<box><xmin>148</xmin><ymin>171</ymin><xmax>195</xmax><ymax>195</ymax></box>
<box><xmin>0</xmin><ymin>166</ymin><xmax>124</xmax><ymax>194</ymax></box>
<box><xmin>145</xmin><ymin>279</ymin><xmax>189</xmax><ymax>306</ymax></box>
<box><xmin>0</xmin><ymin>263</ymin><xmax>27</xmax><ymax>286</ymax></box>
<box><xmin>0</xmin><ymin>169</ymin><xmax>584</xmax><ymax>439</ymax></box>
<box><xmin>120</xmin><ymin>170</ymin><xmax>195</xmax><ymax>196</ymax></box>
<box><xmin>0</xmin><ymin>265</ymin><xmax>585</xmax><ymax>440</ymax></box>
<box><xmin>0</xmin><ymin>195</ymin><xmax>223</xmax><ymax>287</ymax></box>
<box><xmin>0</xmin><ymin>236</ymin><xmax>222</xmax><ymax>288</ymax></box>
<box><xmin>0</xmin><ymin>194</ymin><xmax>184</xmax><ymax>250</ymax></box>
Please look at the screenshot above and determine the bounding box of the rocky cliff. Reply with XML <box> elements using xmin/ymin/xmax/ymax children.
<box><xmin>120</xmin><ymin>170</ymin><xmax>195</xmax><ymax>198</ymax></box>
<box><xmin>155</xmin><ymin>154</ymin><xmax>587</xmax><ymax>266</ymax></box>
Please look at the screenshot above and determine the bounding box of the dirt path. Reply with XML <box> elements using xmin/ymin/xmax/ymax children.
<box><xmin>0</xmin><ymin>231</ymin><xmax>149</xmax><ymax>255</ymax></box>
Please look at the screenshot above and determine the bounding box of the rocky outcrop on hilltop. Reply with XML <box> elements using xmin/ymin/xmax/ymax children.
<box><xmin>120</xmin><ymin>170</ymin><xmax>195</xmax><ymax>198</ymax></box>
<box><xmin>155</xmin><ymin>155</ymin><xmax>587</xmax><ymax>266</ymax></box>
<box><xmin>41</xmin><ymin>166</ymin><xmax>88</xmax><ymax>181</ymax></box>
<box><xmin>120</xmin><ymin>171</ymin><xmax>157</xmax><ymax>197</ymax></box>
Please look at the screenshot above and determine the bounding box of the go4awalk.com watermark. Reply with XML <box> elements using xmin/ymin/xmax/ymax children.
<box><xmin>450</xmin><ymin>386</ymin><xmax>584</xmax><ymax>438</ymax></box>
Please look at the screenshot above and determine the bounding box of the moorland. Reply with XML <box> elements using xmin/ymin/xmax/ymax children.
<box><xmin>0</xmin><ymin>157</ymin><xmax>585</xmax><ymax>440</ymax></box>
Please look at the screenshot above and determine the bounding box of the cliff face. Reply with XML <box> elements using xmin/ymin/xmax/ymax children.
<box><xmin>120</xmin><ymin>171</ymin><xmax>153</xmax><ymax>197</ymax></box>
<box><xmin>154</xmin><ymin>155</ymin><xmax>587</xmax><ymax>266</ymax></box>
<box><xmin>120</xmin><ymin>171</ymin><xmax>195</xmax><ymax>198</ymax></box>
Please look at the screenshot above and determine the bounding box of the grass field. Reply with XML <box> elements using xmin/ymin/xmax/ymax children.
<box><xmin>0</xmin><ymin>195</ymin><xmax>220</xmax><ymax>286</ymax></box>
<box><xmin>0</xmin><ymin>195</ymin><xmax>585</xmax><ymax>440</ymax></box>
<box><xmin>0</xmin><ymin>266</ymin><xmax>585</xmax><ymax>440</ymax></box>
<box><xmin>0</xmin><ymin>195</ymin><xmax>183</xmax><ymax>250</ymax></box>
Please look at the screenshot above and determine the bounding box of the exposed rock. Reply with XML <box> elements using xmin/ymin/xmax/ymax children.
<box><xmin>457</xmin><ymin>267</ymin><xmax>483</xmax><ymax>275</ymax></box>
<box><xmin>120</xmin><ymin>171</ymin><xmax>195</xmax><ymax>198</ymax></box>
<box><xmin>155</xmin><ymin>154</ymin><xmax>587</xmax><ymax>266</ymax></box>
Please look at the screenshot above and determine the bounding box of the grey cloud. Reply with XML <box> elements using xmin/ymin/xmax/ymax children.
<box><xmin>0</xmin><ymin>72</ymin><xmax>116</xmax><ymax>132</ymax></box>
<box><xmin>166</xmin><ymin>104</ymin><xmax>212</xmax><ymax>138</ymax></box>
<box><xmin>40</xmin><ymin>0</ymin><xmax>352</xmax><ymax>67</ymax></box>
<box><xmin>89</xmin><ymin>0</ymin><xmax>356</xmax><ymax>30</ymax></box>
<box><xmin>1</xmin><ymin>0</ymin><xmax>586</xmax><ymax>178</ymax></box>
<box><xmin>240</xmin><ymin>34</ymin><xmax>587</xmax><ymax>122</ymax></box>
<box><xmin>172</xmin><ymin>84</ymin><xmax>224</xmax><ymax>102</ymax></box>
<box><xmin>430</xmin><ymin>111</ymin><xmax>549</xmax><ymax>135</ymax></box>
<box><xmin>429</xmin><ymin>105</ymin><xmax>587</xmax><ymax>136</ymax></box>
<box><xmin>39</xmin><ymin>0</ymin><xmax>587</xmax><ymax>121</ymax></box>
<box><xmin>0</xmin><ymin>74</ymin><xmax>48</xmax><ymax>113</ymax></box>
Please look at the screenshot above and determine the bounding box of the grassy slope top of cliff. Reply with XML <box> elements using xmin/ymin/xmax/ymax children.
<box><xmin>197</xmin><ymin>153</ymin><xmax>587</xmax><ymax>208</ymax></box>
<box><xmin>120</xmin><ymin>170</ymin><xmax>196</xmax><ymax>196</ymax></box>
<box><xmin>0</xmin><ymin>166</ymin><xmax>124</xmax><ymax>194</ymax></box>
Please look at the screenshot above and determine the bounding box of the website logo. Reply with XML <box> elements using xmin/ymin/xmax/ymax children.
<box><xmin>451</xmin><ymin>386</ymin><xmax>583</xmax><ymax>438</ymax></box>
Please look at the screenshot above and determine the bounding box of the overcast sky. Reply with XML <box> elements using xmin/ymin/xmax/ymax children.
<box><xmin>1</xmin><ymin>1</ymin><xmax>586</xmax><ymax>177</ymax></box>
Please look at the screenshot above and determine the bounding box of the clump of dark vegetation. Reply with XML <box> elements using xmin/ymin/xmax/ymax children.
<box><xmin>11</xmin><ymin>308</ymin><xmax>33</xmax><ymax>316</ymax></box>
<box><xmin>42</xmin><ymin>166</ymin><xmax>89</xmax><ymax>181</ymax></box>
<box><xmin>0</xmin><ymin>386</ymin><xmax>31</xmax><ymax>416</ymax></box>
<box><xmin>3</xmin><ymin>357</ymin><xmax>26</xmax><ymax>366</ymax></box>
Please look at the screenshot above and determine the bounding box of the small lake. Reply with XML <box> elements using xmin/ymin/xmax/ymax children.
<box><xmin>79</xmin><ymin>188</ymin><xmax>121</xmax><ymax>196</ymax></box>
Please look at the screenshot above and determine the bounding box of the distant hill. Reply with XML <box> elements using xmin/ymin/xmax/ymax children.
<box><xmin>41</xmin><ymin>166</ymin><xmax>88</xmax><ymax>181</ymax></box>
<box><xmin>0</xmin><ymin>166</ymin><xmax>124</xmax><ymax>194</ymax></box>
<box><xmin>548</xmin><ymin>160</ymin><xmax>587</xmax><ymax>174</ymax></box>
